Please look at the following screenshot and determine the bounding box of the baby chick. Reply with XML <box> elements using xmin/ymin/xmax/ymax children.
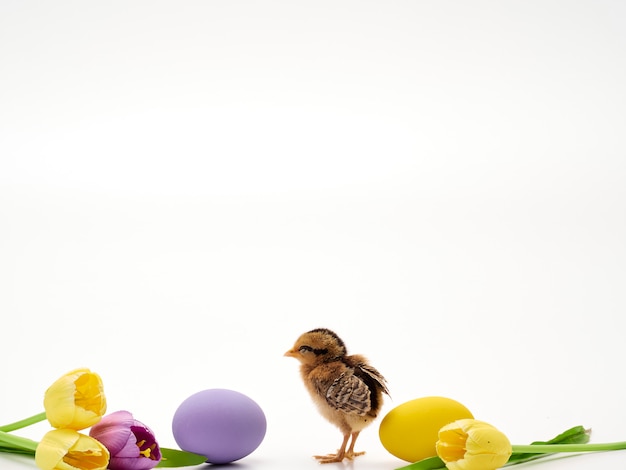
<box><xmin>285</xmin><ymin>328</ymin><xmax>390</xmax><ymax>464</ymax></box>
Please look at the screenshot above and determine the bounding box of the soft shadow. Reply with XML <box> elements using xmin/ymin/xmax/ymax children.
<box><xmin>203</xmin><ymin>460</ymin><xmax>258</xmax><ymax>468</ymax></box>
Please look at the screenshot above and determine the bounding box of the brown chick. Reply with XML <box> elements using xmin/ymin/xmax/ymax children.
<box><xmin>284</xmin><ymin>328</ymin><xmax>390</xmax><ymax>464</ymax></box>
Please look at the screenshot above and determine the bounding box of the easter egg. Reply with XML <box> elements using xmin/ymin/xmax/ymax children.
<box><xmin>172</xmin><ymin>389</ymin><xmax>267</xmax><ymax>464</ymax></box>
<box><xmin>379</xmin><ymin>396</ymin><xmax>473</xmax><ymax>462</ymax></box>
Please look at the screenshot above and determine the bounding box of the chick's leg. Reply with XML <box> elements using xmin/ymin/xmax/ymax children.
<box><xmin>314</xmin><ymin>434</ymin><xmax>350</xmax><ymax>464</ymax></box>
<box><xmin>345</xmin><ymin>431</ymin><xmax>365</xmax><ymax>460</ymax></box>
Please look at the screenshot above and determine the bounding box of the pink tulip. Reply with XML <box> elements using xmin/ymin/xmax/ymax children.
<box><xmin>89</xmin><ymin>411</ymin><xmax>161</xmax><ymax>470</ymax></box>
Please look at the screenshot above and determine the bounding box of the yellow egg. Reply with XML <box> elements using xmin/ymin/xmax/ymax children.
<box><xmin>378</xmin><ymin>396</ymin><xmax>474</xmax><ymax>462</ymax></box>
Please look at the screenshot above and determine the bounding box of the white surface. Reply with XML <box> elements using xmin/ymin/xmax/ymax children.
<box><xmin>1</xmin><ymin>1</ymin><xmax>625</xmax><ymax>469</ymax></box>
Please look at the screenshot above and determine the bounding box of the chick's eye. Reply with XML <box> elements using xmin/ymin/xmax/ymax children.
<box><xmin>299</xmin><ymin>345</ymin><xmax>313</xmax><ymax>354</ymax></box>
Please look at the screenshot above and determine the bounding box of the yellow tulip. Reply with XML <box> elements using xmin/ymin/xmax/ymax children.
<box><xmin>35</xmin><ymin>429</ymin><xmax>109</xmax><ymax>470</ymax></box>
<box><xmin>44</xmin><ymin>368</ymin><xmax>107</xmax><ymax>430</ymax></box>
<box><xmin>436</xmin><ymin>419</ymin><xmax>512</xmax><ymax>470</ymax></box>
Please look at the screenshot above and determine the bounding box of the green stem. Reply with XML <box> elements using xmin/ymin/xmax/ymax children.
<box><xmin>0</xmin><ymin>412</ymin><xmax>47</xmax><ymax>432</ymax></box>
<box><xmin>512</xmin><ymin>442</ymin><xmax>626</xmax><ymax>453</ymax></box>
<box><xmin>0</xmin><ymin>430</ymin><xmax>39</xmax><ymax>454</ymax></box>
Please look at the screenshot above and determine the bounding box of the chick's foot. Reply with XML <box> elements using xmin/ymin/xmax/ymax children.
<box><xmin>314</xmin><ymin>452</ymin><xmax>345</xmax><ymax>464</ymax></box>
<box><xmin>345</xmin><ymin>450</ymin><xmax>365</xmax><ymax>460</ymax></box>
<box><xmin>313</xmin><ymin>450</ymin><xmax>365</xmax><ymax>464</ymax></box>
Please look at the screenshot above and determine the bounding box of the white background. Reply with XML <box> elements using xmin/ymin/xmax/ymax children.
<box><xmin>1</xmin><ymin>1</ymin><xmax>625</xmax><ymax>469</ymax></box>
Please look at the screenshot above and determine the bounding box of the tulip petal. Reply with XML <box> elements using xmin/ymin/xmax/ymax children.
<box><xmin>109</xmin><ymin>456</ymin><xmax>161</xmax><ymax>470</ymax></box>
<box><xmin>465</xmin><ymin>423</ymin><xmax>511</xmax><ymax>456</ymax></box>
<box><xmin>90</xmin><ymin>411</ymin><xmax>135</xmax><ymax>455</ymax></box>
<box><xmin>36</xmin><ymin>429</ymin><xmax>78</xmax><ymax>470</ymax></box>
<box><xmin>44</xmin><ymin>378</ymin><xmax>81</xmax><ymax>429</ymax></box>
<box><xmin>436</xmin><ymin>428</ymin><xmax>467</xmax><ymax>462</ymax></box>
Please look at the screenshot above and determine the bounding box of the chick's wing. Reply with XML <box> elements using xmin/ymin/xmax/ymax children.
<box><xmin>325</xmin><ymin>369</ymin><xmax>372</xmax><ymax>415</ymax></box>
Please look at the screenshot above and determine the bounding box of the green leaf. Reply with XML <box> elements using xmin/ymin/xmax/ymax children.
<box><xmin>531</xmin><ymin>425</ymin><xmax>590</xmax><ymax>446</ymax></box>
<box><xmin>505</xmin><ymin>425</ymin><xmax>590</xmax><ymax>467</ymax></box>
<box><xmin>395</xmin><ymin>455</ymin><xmax>447</xmax><ymax>470</ymax></box>
<box><xmin>157</xmin><ymin>447</ymin><xmax>207</xmax><ymax>467</ymax></box>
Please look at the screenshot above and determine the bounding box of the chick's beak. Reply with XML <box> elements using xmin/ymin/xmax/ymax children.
<box><xmin>284</xmin><ymin>349</ymin><xmax>297</xmax><ymax>358</ymax></box>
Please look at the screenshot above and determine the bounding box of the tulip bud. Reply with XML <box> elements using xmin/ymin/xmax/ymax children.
<box><xmin>35</xmin><ymin>429</ymin><xmax>109</xmax><ymax>470</ymax></box>
<box><xmin>44</xmin><ymin>368</ymin><xmax>107</xmax><ymax>430</ymax></box>
<box><xmin>436</xmin><ymin>419</ymin><xmax>512</xmax><ymax>470</ymax></box>
<box><xmin>89</xmin><ymin>410</ymin><xmax>161</xmax><ymax>470</ymax></box>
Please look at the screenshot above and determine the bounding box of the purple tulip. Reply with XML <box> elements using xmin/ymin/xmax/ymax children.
<box><xmin>89</xmin><ymin>410</ymin><xmax>161</xmax><ymax>470</ymax></box>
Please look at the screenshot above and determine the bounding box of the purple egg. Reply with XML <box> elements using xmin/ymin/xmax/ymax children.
<box><xmin>172</xmin><ymin>389</ymin><xmax>267</xmax><ymax>464</ymax></box>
